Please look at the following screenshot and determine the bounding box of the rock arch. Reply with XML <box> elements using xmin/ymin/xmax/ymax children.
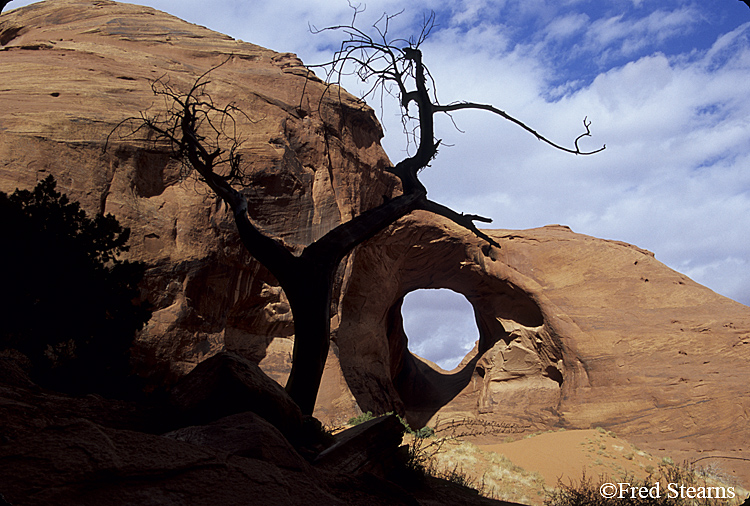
<box><xmin>335</xmin><ymin>211</ymin><xmax>565</xmax><ymax>428</ymax></box>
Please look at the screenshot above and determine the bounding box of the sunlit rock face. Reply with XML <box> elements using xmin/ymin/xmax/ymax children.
<box><xmin>3</xmin><ymin>0</ymin><xmax>750</xmax><ymax>470</ymax></box>
<box><xmin>336</xmin><ymin>213</ymin><xmax>558</xmax><ymax>429</ymax></box>
<box><xmin>345</xmin><ymin>213</ymin><xmax>750</xmax><ymax>464</ymax></box>
<box><xmin>0</xmin><ymin>0</ymin><xmax>394</xmax><ymax>396</ymax></box>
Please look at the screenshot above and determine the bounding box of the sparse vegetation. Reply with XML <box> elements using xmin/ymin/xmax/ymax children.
<box><xmin>429</xmin><ymin>440</ymin><xmax>545</xmax><ymax>503</ymax></box>
<box><xmin>546</xmin><ymin>461</ymin><xmax>745</xmax><ymax>506</ymax></box>
<box><xmin>437</xmin><ymin>464</ymin><xmax>477</xmax><ymax>489</ymax></box>
<box><xmin>391</xmin><ymin>417</ymin><xmax>546</xmax><ymax>503</ymax></box>
<box><xmin>595</xmin><ymin>427</ymin><xmax>617</xmax><ymax>438</ymax></box>
<box><xmin>397</xmin><ymin>424</ymin><xmax>747</xmax><ymax>506</ymax></box>
<box><xmin>346</xmin><ymin>411</ymin><xmax>436</xmax><ymax>439</ymax></box>
<box><xmin>404</xmin><ymin>431</ymin><xmax>445</xmax><ymax>475</ymax></box>
<box><xmin>347</xmin><ymin>411</ymin><xmax>376</xmax><ymax>425</ymax></box>
<box><xmin>432</xmin><ymin>416</ymin><xmax>527</xmax><ymax>439</ymax></box>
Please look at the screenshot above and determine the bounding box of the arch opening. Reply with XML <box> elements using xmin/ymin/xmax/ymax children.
<box><xmin>402</xmin><ymin>288</ymin><xmax>480</xmax><ymax>371</ymax></box>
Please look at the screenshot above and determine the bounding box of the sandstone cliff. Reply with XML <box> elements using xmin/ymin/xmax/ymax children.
<box><xmin>2</xmin><ymin>0</ymin><xmax>750</xmax><ymax>483</ymax></box>
<box><xmin>0</xmin><ymin>0</ymin><xmax>394</xmax><ymax>402</ymax></box>
<box><xmin>344</xmin><ymin>213</ymin><xmax>750</xmax><ymax>474</ymax></box>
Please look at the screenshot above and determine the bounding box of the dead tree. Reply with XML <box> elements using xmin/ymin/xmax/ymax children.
<box><xmin>311</xmin><ymin>9</ymin><xmax>603</xmax><ymax>244</ymax></box>
<box><xmin>112</xmin><ymin>68</ymin><xmax>428</xmax><ymax>415</ymax></box>
<box><xmin>118</xmin><ymin>11</ymin><xmax>602</xmax><ymax>415</ymax></box>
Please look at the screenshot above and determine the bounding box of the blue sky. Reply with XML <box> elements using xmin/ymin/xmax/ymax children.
<box><xmin>6</xmin><ymin>0</ymin><xmax>750</xmax><ymax>368</ymax></box>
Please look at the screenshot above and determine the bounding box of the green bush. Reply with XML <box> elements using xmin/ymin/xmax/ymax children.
<box><xmin>411</xmin><ymin>425</ymin><xmax>435</xmax><ymax>438</ymax></box>
<box><xmin>347</xmin><ymin>411</ymin><xmax>435</xmax><ymax>439</ymax></box>
<box><xmin>347</xmin><ymin>411</ymin><xmax>376</xmax><ymax>425</ymax></box>
<box><xmin>0</xmin><ymin>176</ymin><xmax>150</xmax><ymax>396</ymax></box>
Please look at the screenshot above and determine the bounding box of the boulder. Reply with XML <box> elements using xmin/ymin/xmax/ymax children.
<box><xmin>169</xmin><ymin>351</ymin><xmax>302</xmax><ymax>438</ymax></box>
<box><xmin>164</xmin><ymin>411</ymin><xmax>309</xmax><ymax>472</ymax></box>
<box><xmin>314</xmin><ymin>414</ymin><xmax>405</xmax><ymax>477</ymax></box>
<box><xmin>0</xmin><ymin>400</ymin><xmax>340</xmax><ymax>506</ymax></box>
<box><xmin>0</xmin><ymin>374</ymin><xmax>502</xmax><ymax>505</ymax></box>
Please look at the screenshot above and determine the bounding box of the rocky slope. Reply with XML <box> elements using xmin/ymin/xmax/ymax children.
<box><xmin>1</xmin><ymin>349</ymin><xmax>523</xmax><ymax>506</ymax></box>
<box><xmin>2</xmin><ymin>0</ymin><xmax>750</xmax><ymax>489</ymax></box>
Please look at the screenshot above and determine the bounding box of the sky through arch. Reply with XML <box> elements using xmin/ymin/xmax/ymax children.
<box><xmin>402</xmin><ymin>288</ymin><xmax>480</xmax><ymax>370</ymax></box>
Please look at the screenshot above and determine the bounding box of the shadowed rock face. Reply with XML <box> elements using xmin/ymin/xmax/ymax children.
<box><xmin>2</xmin><ymin>0</ymin><xmax>750</xmax><ymax>480</ymax></box>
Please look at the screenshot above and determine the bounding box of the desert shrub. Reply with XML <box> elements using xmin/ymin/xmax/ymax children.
<box><xmin>546</xmin><ymin>461</ymin><xmax>743</xmax><ymax>506</ymax></box>
<box><xmin>433</xmin><ymin>463</ymin><xmax>476</xmax><ymax>489</ymax></box>
<box><xmin>347</xmin><ymin>412</ymin><xmax>449</xmax><ymax>486</ymax></box>
<box><xmin>411</xmin><ymin>425</ymin><xmax>435</xmax><ymax>438</ymax></box>
<box><xmin>402</xmin><ymin>425</ymin><xmax>477</xmax><ymax>492</ymax></box>
<box><xmin>348</xmin><ymin>410</ymin><xmax>436</xmax><ymax>439</ymax></box>
<box><xmin>405</xmin><ymin>431</ymin><xmax>442</xmax><ymax>472</ymax></box>
<box><xmin>0</xmin><ymin>176</ymin><xmax>150</xmax><ymax>396</ymax></box>
<box><xmin>392</xmin><ymin>413</ymin><xmax>435</xmax><ymax>438</ymax></box>
<box><xmin>427</xmin><ymin>440</ymin><xmax>545</xmax><ymax>503</ymax></box>
<box><xmin>347</xmin><ymin>411</ymin><xmax>376</xmax><ymax>425</ymax></box>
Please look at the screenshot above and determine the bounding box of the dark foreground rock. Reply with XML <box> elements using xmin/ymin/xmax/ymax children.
<box><xmin>163</xmin><ymin>411</ymin><xmax>310</xmax><ymax>472</ymax></box>
<box><xmin>0</xmin><ymin>357</ymin><xmax>522</xmax><ymax>506</ymax></box>
<box><xmin>169</xmin><ymin>351</ymin><xmax>303</xmax><ymax>438</ymax></box>
<box><xmin>315</xmin><ymin>414</ymin><xmax>406</xmax><ymax>476</ymax></box>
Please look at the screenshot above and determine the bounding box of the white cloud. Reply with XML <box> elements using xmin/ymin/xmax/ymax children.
<box><xmin>543</xmin><ymin>13</ymin><xmax>589</xmax><ymax>41</ymax></box>
<box><xmin>447</xmin><ymin>0</ymin><xmax>506</xmax><ymax>26</ymax></box>
<box><xmin>402</xmin><ymin>289</ymin><xmax>479</xmax><ymax>369</ymax></box>
<box><xmin>393</xmin><ymin>10</ymin><xmax>750</xmax><ymax>317</ymax></box>
<box><xmin>583</xmin><ymin>6</ymin><xmax>701</xmax><ymax>63</ymax></box>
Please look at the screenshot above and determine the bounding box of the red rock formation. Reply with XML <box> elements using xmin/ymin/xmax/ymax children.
<box><xmin>340</xmin><ymin>212</ymin><xmax>750</xmax><ymax>477</ymax></box>
<box><xmin>0</xmin><ymin>0</ymin><xmax>393</xmax><ymax>404</ymax></box>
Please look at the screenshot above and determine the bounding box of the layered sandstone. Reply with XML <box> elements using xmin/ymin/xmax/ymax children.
<box><xmin>0</xmin><ymin>0</ymin><xmax>394</xmax><ymax>403</ymax></box>
<box><xmin>2</xmin><ymin>0</ymin><xmax>750</xmax><ymax>482</ymax></box>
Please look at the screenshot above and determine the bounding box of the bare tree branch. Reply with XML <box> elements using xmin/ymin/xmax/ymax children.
<box><xmin>433</xmin><ymin>103</ymin><xmax>605</xmax><ymax>155</ymax></box>
<box><xmin>416</xmin><ymin>199</ymin><xmax>502</xmax><ymax>249</ymax></box>
<box><xmin>311</xmin><ymin>8</ymin><xmax>605</xmax><ymax>251</ymax></box>
<box><xmin>108</xmin><ymin>58</ymin><xmax>297</xmax><ymax>281</ymax></box>
<box><xmin>108</xmin><ymin>8</ymin><xmax>606</xmax><ymax>415</ymax></box>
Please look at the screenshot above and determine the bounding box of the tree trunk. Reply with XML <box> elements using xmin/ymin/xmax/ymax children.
<box><xmin>283</xmin><ymin>262</ymin><xmax>335</xmax><ymax>415</ymax></box>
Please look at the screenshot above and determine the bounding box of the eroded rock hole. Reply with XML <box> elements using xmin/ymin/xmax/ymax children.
<box><xmin>402</xmin><ymin>288</ymin><xmax>479</xmax><ymax>371</ymax></box>
<box><xmin>545</xmin><ymin>365</ymin><xmax>564</xmax><ymax>386</ymax></box>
